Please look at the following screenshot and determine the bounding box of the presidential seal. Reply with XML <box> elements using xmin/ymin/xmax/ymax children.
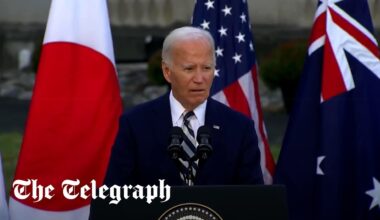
<box><xmin>158</xmin><ymin>203</ymin><xmax>223</xmax><ymax>220</ymax></box>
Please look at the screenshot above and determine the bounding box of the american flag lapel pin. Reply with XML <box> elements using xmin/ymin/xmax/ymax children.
<box><xmin>213</xmin><ymin>125</ymin><xmax>220</xmax><ymax>130</ymax></box>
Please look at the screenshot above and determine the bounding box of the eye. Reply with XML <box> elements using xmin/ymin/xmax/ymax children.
<box><xmin>184</xmin><ymin>66</ymin><xmax>194</xmax><ymax>72</ymax></box>
<box><xmin>203</xmin><ymin>66</ymin><xmax>212</xmax><ymax>71</ymax></box>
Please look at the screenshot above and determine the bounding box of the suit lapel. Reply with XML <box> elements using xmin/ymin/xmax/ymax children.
<box><xmin>152</xmin><ymin>93</ymin><xmax>172</xmax><ymax>134</ymax></box>
<box><xmin>197</xmin><ymin>98</ymin><xmax>223</xmax><ymax>182</ymax></box>
<box><xmin>205</xmin><ymin>98</ymin><xmax>223</xmax><ymax>145</ymax></box>
<box><xmin>151</xmin><ymin>93</ymin><xmax>172</xmax><ymax>155</ymax></box>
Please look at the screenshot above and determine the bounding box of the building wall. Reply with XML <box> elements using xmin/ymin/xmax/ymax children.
<box><xmin>0</xmin><ymin>0</ymin><xmax>50</xmax><ymax>24</ymax></box>
<box><xmin>0</xmin><ymin>0</ymin><xmax>379</xmax><ymax>71</ymax></box>
<box><xmin>0</xmin><ymin>0</ymin><xmax>379</xmax><ymax>28</ymax></box>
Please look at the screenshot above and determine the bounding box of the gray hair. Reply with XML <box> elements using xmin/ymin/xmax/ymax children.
<box><xmin>162</xmin><ymin>26</ymin><xmax>215</xmax><ymax>66</ymax></box>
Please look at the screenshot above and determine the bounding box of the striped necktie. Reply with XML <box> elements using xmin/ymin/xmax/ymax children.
<box><xmin>179</xmin><ymin>111</ymin><xmax>198</xmax><ymax>185</ymax></box>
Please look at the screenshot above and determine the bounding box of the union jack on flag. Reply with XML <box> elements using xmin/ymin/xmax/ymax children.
<box><xmin>192</xmin><ymin>0</ymin><xmax>275</xmax><ymax>184</ymax></box>
<box><xmin>275</xmin><ymin>0</ymin><xmax>380</xmax><ymax>219</ymax></box>
<box><xmin>309</xmin><ymin>0</ymin><xmax>380</xmax><ymax>102</ymax></box>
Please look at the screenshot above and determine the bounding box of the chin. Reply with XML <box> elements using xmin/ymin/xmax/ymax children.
<box><xmin>190</xmin><ymin>98</ymin><xmax>207</xmax><ymax>107</ymax></box>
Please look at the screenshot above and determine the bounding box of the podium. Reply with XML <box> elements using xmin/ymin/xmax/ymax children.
<box><xmin>90</xmin><ymin>185</ymin><xmax>288</xmax><ymax>220</ymax></box>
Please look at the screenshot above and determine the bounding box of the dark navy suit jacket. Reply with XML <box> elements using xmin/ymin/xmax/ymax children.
<box><xmin>104</xmin><ymin>93</ymin><xmax>263</xmax><ymax>186</ymax></box>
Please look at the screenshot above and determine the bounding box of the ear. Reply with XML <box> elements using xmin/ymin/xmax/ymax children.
<box><xmin>162</xmin><ymin>61</ymin><xmax>172</xmax><ymax>84</ymax></box>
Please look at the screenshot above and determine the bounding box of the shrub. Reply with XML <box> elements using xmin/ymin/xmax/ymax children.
<box><xmin>260</xmin><ymin>39</ymin><xmax>308</xmax><ymax>113</ymax></box>
<box><xmin>147</xmin><ymin>49</ymin><xmax>167</xmax><ymax>86</ymax></box>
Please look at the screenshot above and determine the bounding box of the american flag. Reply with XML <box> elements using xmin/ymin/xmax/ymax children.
<box><xmin>192</xmin><ymin>0</ymin><xmax>275</xmax><ymax>184</ymax></box>
<box><xmin>275</xmin><ymin>0</ymin><xmax>380</xmax><ymax>219</ymax></box>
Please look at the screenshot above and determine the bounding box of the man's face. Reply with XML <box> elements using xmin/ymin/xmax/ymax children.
<box><xmin>162</xmin><ymin>38</ymin><xmax>215</xmax><ymax>110</ymax></box>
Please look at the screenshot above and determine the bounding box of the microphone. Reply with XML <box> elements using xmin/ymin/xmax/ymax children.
<box><xmin>196</xmin><ymin>125</ymin><xmax>212</xmax><ymax>160</ymax></box>
<box><xmin>167</xmin><ymin>126</ymin><xmax>184</xmax><ymax>160</ymax></box>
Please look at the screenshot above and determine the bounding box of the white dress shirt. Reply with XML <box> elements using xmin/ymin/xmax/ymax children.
<box><xmin>169</xmin><ymin>90</ymin><xmax>207</xmax><ymax>138</ymax></box>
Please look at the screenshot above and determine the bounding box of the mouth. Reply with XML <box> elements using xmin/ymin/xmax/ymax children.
<box><xmin>190</xmin><ymin>89</ymin><xmax>205</xmax><ymax>94</ymax></box>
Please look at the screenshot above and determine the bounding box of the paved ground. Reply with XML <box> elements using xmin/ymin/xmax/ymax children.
<box><xmin>0</xmin><ymin>97</ymin><xmax>288</xmax><ymax>146</ymax></box>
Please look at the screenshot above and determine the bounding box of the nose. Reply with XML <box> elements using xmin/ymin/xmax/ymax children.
<box><xmin>193</xmin><ymin>68</ymin><xmax>204</xmax><ymax>84</ymax></box>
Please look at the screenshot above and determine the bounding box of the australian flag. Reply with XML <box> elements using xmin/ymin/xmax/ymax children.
<box><xmin>192</xmin><ymin>0</ymin><xmax>275</xmax><ymax>184</ymax></box>
<box><xmin>275</xmin><ymin>0</ymin><xmax>380</xmax><ymax>219</ymax></box>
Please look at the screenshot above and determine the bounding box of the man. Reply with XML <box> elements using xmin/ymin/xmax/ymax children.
<box><xmin>104</xmin><ymin>26</ymin><xmax>263</xmax><ymax>186</ymax></box>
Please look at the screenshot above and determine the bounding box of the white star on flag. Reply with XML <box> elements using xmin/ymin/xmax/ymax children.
<box><xmin>235</xmin><ymin>32</ymin><xmax>245</xmax><ymax>43</ymax></box>
<box><xmin>249</xmin><ymin>42</ymin><xmax>254</xmax><ymax>51</ymax></box>
<box><xmin>200</xmin><ymin>20</ymin><xmax>210</xmax><ymax>30</ymax></box>
<box><xmin>240</xmin><ymin>13</ymin><xmax>247</xmax><ymax>23</ymax></box>
<box><xmin>221</xmin><ymin>5</ymin><xmax>232</xmax><ymax>16</ymax></box>
<box><xmin>214</xmin><ymin>69</ymin><xmax>220</xmax><ymax>77</ymax></box>
<box><xmin>204</xmin><ymin>0</ymin><xmax>214</xmax><ymax>10</ymax></box>
<box><xmin>366</xmin><ymin>178</ymin><xmax>380</xmax><ymax>210</ymax></box>
<box><xmin>316</xmin><ymin>156</ymin><xmax>326</xmax><ymax>175</ymax></box>
<box><xmin>216</xmin><ymin>47</ymin><xmax>224</xmax><ymax>57</ymax></box>
<box><xmin>218</xmin><ymin>26</ymin><xmax>227</xmax><ymax>37</ymax></box>
<box><xmin>232</xmin><ymin>53</ymin><xmax>242</xmax><ymax>63</ymax></box>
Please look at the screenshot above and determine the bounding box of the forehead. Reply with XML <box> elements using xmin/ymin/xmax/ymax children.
<box><xmin>173</xmin><ymin>37</ymin><xmax>212</xmax><ymax>51</ymax></box>
<box><xmin>172</xmin><ymin>38</ymin><xmax>213</xmax><ymax>60</ymax></box>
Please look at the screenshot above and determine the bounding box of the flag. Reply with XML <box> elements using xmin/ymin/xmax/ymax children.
<box><xmin>275</xmin><ymin>0</ymin><xmax>380</xmax><ymax>219</ymax></box>
<box><xmin>0</xmin><ymin>153</ymin><xmax>9</xmax><ymax>220</ymax></box>
<box><xmin>192</xmin><ymin>0</ymin><xmax>275</xmax><ymax>184</ymax></box>
<box><xmin>9</xmin><ymin>0</ymin><xmax>122</xmax><ymax>219</ymax></box>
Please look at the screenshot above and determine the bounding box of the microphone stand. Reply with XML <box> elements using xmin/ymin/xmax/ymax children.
<box><xmin>168</xmin><ymin>126</ymin><xmax>212</xmax><ymax>186</ymax></box>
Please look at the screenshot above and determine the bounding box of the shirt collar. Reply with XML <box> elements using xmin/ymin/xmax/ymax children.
<box><xmin>169</xmin><ymin>90</ymin><xmax>207</xmax><ymax>126</ymax></box>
